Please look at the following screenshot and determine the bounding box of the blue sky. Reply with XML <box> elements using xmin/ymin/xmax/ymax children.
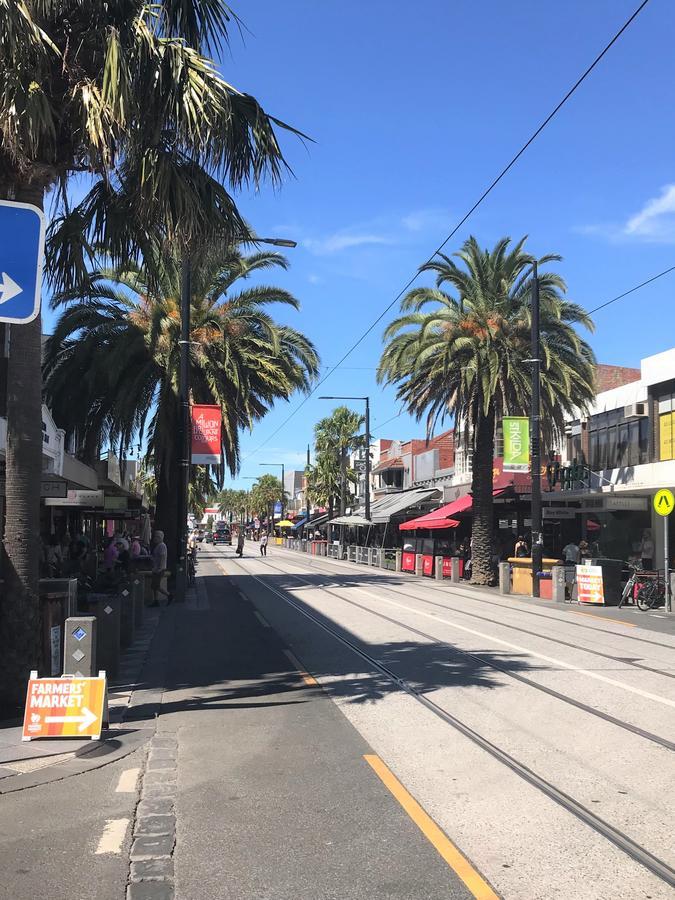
<box><xmin>47</xmin><ymin>0</ymin><xmax>675</xmax><ymax>485</ymax></box>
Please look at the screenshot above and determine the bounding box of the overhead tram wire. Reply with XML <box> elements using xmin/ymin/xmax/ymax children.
<box><xmin>587</xmin><ymin>263</ymin><xmax>675</xmax><ymax>316</ymax></box>
<box><xmin>241</xmin><ymin>0</ymin><xmax>651</xmax><ymax>463</ymax></box>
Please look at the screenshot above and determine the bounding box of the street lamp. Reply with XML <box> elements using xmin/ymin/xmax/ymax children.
<box><xmin>175</xmin><ymin>237</ymin><xmax>296</xmax><ymax>601</ymax></box>
<box><xmin>529</xmin><ymin>261</ymin><xmax>543</xmax><ymax>597</ymax></box>
<box><xmin>318</xmin><ymin>396</ymin><xmax>371</xmax><ymax>521</ymax></box>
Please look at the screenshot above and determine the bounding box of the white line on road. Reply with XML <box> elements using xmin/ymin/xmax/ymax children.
<box><xmin>95</xmin><ymin>818</ymin><xmax>129</xmax><ymax>854</ymax></box>
<box><xmin>254</xmin><ymin>610</ymin><xmax>271</xmax><ymax>628</ymax></box>
<box><xmin>115</xmin><ymin>768</ymin><xmax>140</xmax><ymax>793</ymax></box>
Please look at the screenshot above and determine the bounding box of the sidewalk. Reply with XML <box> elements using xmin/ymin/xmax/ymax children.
<box><xmin>0</xmin><ymin>606</ymin><xmax>164</xmax><ymax>791</ymax></box>
<box><xmin>143</xmin><ymin>557</ymin><xmax>476</xmax><ymax>899</ymax></box>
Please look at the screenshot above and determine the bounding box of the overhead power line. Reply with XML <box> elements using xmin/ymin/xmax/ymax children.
<box><xmin>241</xmin><ymin>0</ymin><xmax>650</xmax><ymax>463</ymax></box>
<box><xmin>587</xmin><ymin>264</ymin><xmax>675</xmax><ymax>315</ymax></box>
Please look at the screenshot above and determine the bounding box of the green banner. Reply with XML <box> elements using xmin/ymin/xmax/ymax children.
<box><xmin>503</xmin><ymin>417</ymin><xmax>529</xmax><ymax>472</ymax></box>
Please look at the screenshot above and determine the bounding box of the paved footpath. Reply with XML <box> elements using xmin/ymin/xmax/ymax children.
<box><xmin>0</xmin><ymin>555</ymin><xmax>487</xmax><ymax>900</ymax></box>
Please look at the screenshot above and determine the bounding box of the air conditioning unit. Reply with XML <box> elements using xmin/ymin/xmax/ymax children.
<box><xmin>624</xmin><ymin>402</ymin><xmax>647</xmax><ymax>419</ymax></box>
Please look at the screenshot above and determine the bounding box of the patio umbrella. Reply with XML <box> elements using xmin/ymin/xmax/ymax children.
<box><xmin>140</xmin><ymin>513</ymin><xmax>152</xmax><ymax>545</ymax></box>
<box><xmin>277</xmin><ymin>520</ymin><xmax>295</xmax><ymax>528</ymax></box>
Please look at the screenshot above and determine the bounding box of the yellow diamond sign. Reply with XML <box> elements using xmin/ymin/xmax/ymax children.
<box><xmin>653</xmin><ymin>489</ymin><xmax>675</xmax><ymax>517</ymax></box>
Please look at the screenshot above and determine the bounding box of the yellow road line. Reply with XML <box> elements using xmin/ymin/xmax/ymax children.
<box><xmin>283</xmin><ymin>649</ymin><xmax>318</xmax><ymax>686</ymax></box>
<box><xmin>572</xmin><ymin>610</ymin><xmax>636</xmax><ymax>627</ymax></box>
<box><xmin>364</xmin><ymin>754</ymin><xmax>499</xmax><ymax>900</ymax></box>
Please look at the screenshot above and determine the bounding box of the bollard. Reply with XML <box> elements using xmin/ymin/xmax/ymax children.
<box><xmin>87</xmin><ymin>594</ymin><xmax>121</xmax><ymax>679</ymax></box>
<box><xmin>434</xmin><ymin>557</ymin><xmax>443</xmax><ymax>581</ymax></box>
<box><xmin>669</xmin><ymin>571</ymin><xmax>675</xmax><ymax>614</ymax></box>
<box><xmin>450</xmin><ymin>557</ymin><xmax>460</xmax><ymax>583</ymax></box>
<box><xmin>415</xmin><ymin>554</ymin><xmax>423</xmax><ymax>577</ymax></box>
<box><xmin>551</xmin><ymin>566</ymin><xmax>566</xmax><ymax>603</ymax></box>
<box><xmin>119</xmin><ymin>585</ymin><xmax>135</xmax><ymax>648</ymax></box>
<box><xmin>132</xmin><ymin>577</ymin><xmax>144</xmax><ymax>627</ymax></box>
<box><xmin>63</xmin><ymin>616</ymin><xmax>97</xmax><ymax>676</ymax></box>
<box><xmin>499</xmin><ymin>562</ymin><xmax>511</xmax><ymax>595</ymax></box>
<box><xmin>395</xmin><ymin>550</ymin><xmax>402</xmax><ymax>573</ymax></box>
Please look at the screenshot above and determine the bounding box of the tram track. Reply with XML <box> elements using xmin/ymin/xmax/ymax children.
<box><xmin>226</xmin><ymin>555</ymin><xmax>675</xmax><ymax>891</ymax></box>
<box><xmin>276</xmin><ymin>547</ymin><xmax>675</xmax><ymax>652</ymax></box>
<box><xmin>256</xmin><ymin>557</ymin><xmax>675</xmax><ymax>751</ymax></box>
<box><xmin>274</xmin><ymin>549</ymin><xmax>675</xmax><ymax>680</ymax></box>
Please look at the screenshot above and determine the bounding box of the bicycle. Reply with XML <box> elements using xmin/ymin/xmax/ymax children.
<box><xmin>187</xmin><ymin>548</ymin><xmax>197</xmax><ymax>586</ymax></box>
<box><xmin>636</xmin><ymin>578</ymin><xmax>666</xmax><ymax>611</ymax></box>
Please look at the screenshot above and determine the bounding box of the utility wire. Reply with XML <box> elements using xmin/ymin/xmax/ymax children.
<box><xmin>587</xmin><ymin>263</ymin><xmax>675</xmax><ymax>315</ymax></box>
<box><xmin>241</xmin><ymin>0</ymin><xmax>650</xmax><ymax>463</ymax></box>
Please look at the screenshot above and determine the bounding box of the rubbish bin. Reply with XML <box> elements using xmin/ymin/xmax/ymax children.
<box><xmin>589</xmin><ymin>558</ymin><xmax>625</xmax><ymax>606</ymax></box>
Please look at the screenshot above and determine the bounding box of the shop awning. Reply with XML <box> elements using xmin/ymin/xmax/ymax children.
<box><xmin>399</xmin><ymin>489</ymin><xmax>505</xmax><ymax>531</ymax></box>
<box><xmin>329</xmin><ymin>514</ymin><xmax>372</xmax><ymax>527</ymax></box>
<box><xmin>371</xmin><ymin>488</ymin><xmax>440</xmax><ymax>524</ymax></box>
<box><xmin>290</xmin><ymin>516</ymin><xmax>308</xmax><ymax>531</ymax></box>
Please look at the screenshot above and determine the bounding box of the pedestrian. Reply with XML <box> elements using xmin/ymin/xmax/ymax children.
<box><xmin>562</xmin><ymin>539</ymin><xmax>580</xmax><ymax>566</ymax></box>
<box><xmin>514</xmin><ymin>535</ymin><xmax>529</xmax><ymax>558</ymax></box>
<box><xmin>46</xmin><ymin>534</ymin><xmax>63</xmax><ymax>576</ymax></box>
<box><xmin>578</xmin><ymin>539</ymin><xmax>590</xmax><ymax>561</ymax></box>
<box><xmin>103</xmin><ymin>537</ymin><xmax>119</xmax><ymax>571</ymax></box>
<box><xmin>150</xmin><ymin>530</ymin><xmax>173</xmax><ymax>606</ymax></box>
<box><xmin>236</xmin><ymin>529</ymin><xmax>245</xmax><ymax>558</ymax></box>
<box><xmin>640</xmin><ymin>528</ymin><xmax>654</xmax><ymax>570</ymax></box>
<box><xmin>260</xmin><ymin>531</ymin><xmax>268</xmax><ymax>556</ymax></box>
<box><xmin>130</xmin><ymin>534</ymin><xmax>142</xmax><ymax>560</ymax></box>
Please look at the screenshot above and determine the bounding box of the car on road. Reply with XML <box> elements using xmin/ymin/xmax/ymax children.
<box><xmin>213</xmin><ymin>527</ymin><xmax>232</xmax><ymax>545</ymax></box>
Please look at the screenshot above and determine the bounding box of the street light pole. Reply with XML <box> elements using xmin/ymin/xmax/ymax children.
<box><xmin>305</xmin><ymin>443</ymin><xmax>311</xmax><ymax>532</ymax></box>
<box><xmin>176</xmin><ymin>256</ymin><xmax>191</xmax><ymax>602</ymax></box>
<box><xmin>530</xmin><ymin>261</ymin><xmax>543</xmax><ymax>597</ymax></box>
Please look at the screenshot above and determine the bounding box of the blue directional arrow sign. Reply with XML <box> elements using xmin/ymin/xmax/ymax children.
<box><xmin>0</xmin><ymin>199</ymin><xmax>46</xmax><ymax>325</ymax></box>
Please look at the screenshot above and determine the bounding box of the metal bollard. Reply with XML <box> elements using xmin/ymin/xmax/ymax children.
<box><xmin>63</xmin><ymin>616</ymin><xmax>97</xmax><ymax>676</ymax></box>
<box><xmin>87</xmin><ymin>594</ymin><xmax>121</xmax><ymax>679</ymax></box>
<box><xmin>450</xmin><ymin>557</ymin><xmax>460</xmax><ymax>583</ymax></box>
<box><xmin>551</xmin><ymin>566</ymin><xmax>566</xmax><ymax>603</ymax></box>
<box><xmin>434</xmin><ymin>557</ymin><xmax>443</xmax><ymax>581</ymax></box>
<box><xmin>119</xmin><ymin>585</ymin><xmax>135</xmax><ymax>648</ymax></box>
<box><xmin>132</xmin><ymin>577</ymin><xmax>144</xmax><ymax>627</ymax></box>
<box><xmin>499</xmin><ymin>562</ymin><xmax>511</xmax><ymax>595</ymax></box>
<box><xmin>415</xmin><ymin>554</ymin><xmax>423</xmax><ymax>577</ymax></box>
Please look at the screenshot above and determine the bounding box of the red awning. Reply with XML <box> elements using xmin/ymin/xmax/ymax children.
<box><xmin>399</xmin><ymin>489</ymin><xmax>505</xmax><ymax>531</ymax></box>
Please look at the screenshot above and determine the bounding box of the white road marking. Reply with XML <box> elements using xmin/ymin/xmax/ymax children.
<box><xmin>254</xmin><ymin>611</ymin><xmax>271</xmax><ymax>628</ymax></box>
<box><xmin>95</xmin><ymin>818</ymin><xmax>129</xmax><ymax>854</ymax></box>
<box><xmin>115</xmin><ymin>768</ymin><xmax>140</xmax><ymax>793</ymax></box>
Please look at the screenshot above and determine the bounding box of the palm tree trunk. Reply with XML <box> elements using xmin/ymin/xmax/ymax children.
<box><xmin>470</xmin><ymin>408</ymin><xmax>496</xmax><ymax>585</ymax></box>
<box><xmin>339</xmin><ymin>449</ymin><xmax>347</xmax><ymax>516</ymax></box>
<box><xmin>154</xmin><ymin>459</ymin><xmax>178</xmax><ymax>573</ymax></box>
<box><xmin>0</xmin><ymin>183</ymin><xmax>45</xmax><ymax>711</ymax></box>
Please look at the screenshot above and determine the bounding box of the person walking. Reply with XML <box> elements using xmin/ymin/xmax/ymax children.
<box><xmin>236</xmin><ymin>529</ymin><xmax>245</xmax><ymax>558</ymax></box>
<box><xmin>562</xmin><ymin>539</ymin><xmax>580</xmax><ymax>566</ymax></box>
<box><xmin>150</xmin><ymin>530</ymin><xmax>173</xmax><ymax>606</ymax></box>
<box><xmin>260</xmin><ymin>531</ymin><xmax>268</xmax><ymax>557</ymax></box>
<box><xmin>514</xmin><ymin>535</ymin><xmax>529</xmax><ymax>558</ymax></box>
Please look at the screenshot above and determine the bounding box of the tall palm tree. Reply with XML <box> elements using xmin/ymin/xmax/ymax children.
<box><xmin>378</xmin><ymin>236</ymin><xmax>596</xmax><ymax>584</ymax></box>
<box><xmin>0</xmin><ymin>1</ymin><xmax>298</xmax><ymax>707</ymax></box>
<box><xmin>250</xmin><ymin>475</ymin><xmax>282</xmax><ymax>529</ymax></box>
<box><xmin>315</xmin><ymin>407</ymin><xmax>364</xmax><ymax>515</ymax></box>
<box><xmin>44</xmin><ymin>245</ymin><xmax>319</xmax><ymax>562</ymax></box>
<box><xmin>306</xmin><ymin>454</ymin><xmax>342</xmax><ymax>525</ymax></box>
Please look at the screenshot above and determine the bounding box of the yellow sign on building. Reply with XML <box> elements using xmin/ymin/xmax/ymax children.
<box><xmin>659</xmin><ymin>412</ymin><xmax>675</xmax><ymax>461</ymax></box>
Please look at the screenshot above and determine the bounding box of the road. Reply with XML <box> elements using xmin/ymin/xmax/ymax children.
<box><xmin>0</xmin><ymin>541</ymin><xmax>672</xmax><ymax>900</ymax></box>
<box><xmin>212</xmin><ymin>542</ymin><xmax>675</xmax><ymax>900</ymax></box>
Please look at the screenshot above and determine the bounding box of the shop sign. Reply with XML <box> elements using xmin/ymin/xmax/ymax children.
<box><xmin>422</xmin><ymin>555</ymin><xmax>434</xmax><ymax>576</ymax></box>
<box><xmin>576</xmin><ymin>564</ymin><xmax>604</xmax><ymax>605</ymax></box>
<box><xmin>44</xmin><ymin>489</ymin><xmax>104</xmax><ymax>507</ymax></box>
<box><xmin>546</xmin><ymin>458</ymin><xmax>591</xmax><ymax>491</ymax></box>
<box><xmin>104</xmin><ymin>495</ymin><xmax>128</xmax><ymax>511</ymax></box>
<box><xmin>543</xmin><ymin>508</ymin><xmax>576</xmax><ymax>519</ymax></box>
<box><xmin>442</xmin><ymin>557</ymin><xmax>453</xmax><ymax>577</ymax></box>
<box><xmin>22</xmin><ymin>673</ymin><xmax>107</xmax><ymax>741</ymax></box>
<box><xmin>503</xmin><ymin>417</ymin><xmax>529</xmax><ymax>472</ymax></box>
<box><xmin>653</xmin><ymin>488</ymin><xmax>675</xmax><ymax>517</ymax></box>
<box><xmin>191</xmin><ymin>404</ymin><xmax>222</xmax><ymax>465</ymax></box>
<box><xmin>40</xmin><ymin>479</ymin><xmax>67</xmax><ymax>499</ymax></box>
<box><xmin>401</xmin><ymin>551</ymin><xmax>416</xmax><ymax>572</ymax></box>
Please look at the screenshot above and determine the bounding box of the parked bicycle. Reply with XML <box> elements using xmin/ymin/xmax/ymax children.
<box><xmin>619</xmin><ymin>564</ymin><xmax>666</xmax><ymax>610</ymax></box>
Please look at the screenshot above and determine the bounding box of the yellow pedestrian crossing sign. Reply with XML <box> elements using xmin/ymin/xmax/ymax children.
<box><xmin>654</xmin><ymin>489</ymin><xmax>675</xmax><ymax>516</ymax></box>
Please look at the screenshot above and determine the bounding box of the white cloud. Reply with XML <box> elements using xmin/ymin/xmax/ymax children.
<box><xmin>578</xmin><ymin>184</ymin><xmax>675</xmax><ymax>245</ymax></box>
<box><xmin>401</xmin><ymin>208</ymin><xmax>450</xmax><ymax>233</ymax></box>
<box><xmin>302</xmin><ymin>232</ymin><xmax>393</xmax><ymax>255</ymax></box>
<box><xmin>307</xmin><ymin>273</ymin><xmax>323</xmax><ymax>284</ymax></box>
<box><xmin>624</xmin><ymin>184</ymin><xmax>675</xmax><ymax>240</ymax></box>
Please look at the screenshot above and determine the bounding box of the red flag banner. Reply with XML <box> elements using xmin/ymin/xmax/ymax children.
<box><xmin>191</xmin><ymin>404</ymin><xmax>222</xmax><ymax>465</ymax></box>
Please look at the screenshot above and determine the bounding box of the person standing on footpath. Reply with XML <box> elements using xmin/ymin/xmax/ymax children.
<box><xmin>260</xmin><ymin>531</ymin><xmax>268</xmax><ymax>557</ymax></box>
<box><xmin>150</xmin><ymin>530</ymin><xmax>173</xmax><ymax>606</ymax></box>
<box><xmin>236</xmin><ymin>529</ymin><xmax>245</xmax><ymax>558</ymax></box>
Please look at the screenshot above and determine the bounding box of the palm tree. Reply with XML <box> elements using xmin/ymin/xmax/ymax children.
<box><xmin>0</xmin><ymin>1</ymin><xmax>298</xmax><ymax>707</ymax></box>
<box><xmin>314</xmin><ymin>407</ymin><xmax>364</xmax><ymax>515</ymax></box>
<box><xmin>306</xmin><ymin>454</ymin><xmax>342</xmax><ymax>524</ymax></box>
<box><xmin>250</xmin><ymin>475</ymin><xmax>282</xmax><ymax>530</ymax></box>
<box><xmin>378</xmin><ymin>236</ymin><xmax>596</xmax><ymax>584</ymax></box>
<box><xmin>44</xmin><ymin>245</ymin><xmax>319</xmax><ymax>563</ymax></box>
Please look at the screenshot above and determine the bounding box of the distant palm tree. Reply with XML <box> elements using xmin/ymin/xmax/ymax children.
<box><xmin>44</xmin><ymin>246</ymin><xmax>319</xmax><ymax>559</ymax></box>
<box><xmin>379</xmin><ymin>236</ymin><xmax>596</xmax><ymax>584</ymax></box>
<box><xmin>314</xmin><ymin>407</ymin><xmax>364</xmax><ymax>516</ymax></box>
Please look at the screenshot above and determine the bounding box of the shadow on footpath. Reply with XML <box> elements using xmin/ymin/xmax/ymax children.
<box><xmin>125</xmin><ymin>568</ymin><xmax>547</xmax><ymax>721</ymax></box>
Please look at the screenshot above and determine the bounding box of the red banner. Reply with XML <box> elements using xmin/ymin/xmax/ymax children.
<box><xmin>422</xmin><ymin>555</ymin><xmax>434</xmax><ymax>577</ymax></box>
<box><xmin>401</xmin><ymin>551</ymin><xmax>416</xmax><ymax>572</ymax></box>
<box><xmin>191</xmin><ymin>405</ymin><xmax>222</xmax><ymax>465</ymax></box>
